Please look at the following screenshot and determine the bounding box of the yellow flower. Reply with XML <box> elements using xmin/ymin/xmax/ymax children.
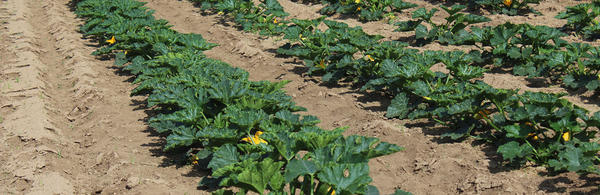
<box><xmin>562</xmin><ymin>131</ymin><xmax>570</xmax><ymax>142</ymax></box>
<box><xmin>527</xmin><ymin>133</ymin><xmax>539</xmax><ymax>140</ymax></box>
<box><xmin>299</xmin><ymin>34</ymin><xmax>306</xmax><ymax>41</ymax></box>
<box><xmin>106</xmin><ymin>36</ymin><xmax>116</xmax><ymax>45</ymax></box>
<box><xmin>327</xmin><ymin>187</ymin><xmax>336</xmax><ymax>195</ymax></box>
<box><xmin>356</xmin><ymin>7</ymin><xmax>361</xmax><ymax>11</ymax></box>
<box><xmin>423</xmin><ymin>96</ymin><xmax>432</xmax><ymax>101</ymax></box>
<box><xmin>503</xmin><ymin>0</ymin><xmax>512</xmax><ymax>7</ymax></box>
<box><xmin>124</xmin><ymin>50</ymin><xmax>128</xmax><ymax>55</ymax></box>
<box><xmin>273</xmin><ymin>18</ymin><xmax>278</xmax><ymax>24</ymax></box>
<box><xmin>317</xmin><ymin>59</ymin><xmax>326</xmax><ymax>69</ymax></box>
<box><xmin>217</xmin><ymin>11</ymin><xmax>224</xmax><ymax>15</ymax></box>
<box><xmin>475</xmin><ymin>110</ymin><xmax>491</xmax><ymax>119</ymax></box>
<box><xmin>241</xmin><ymin>131</ymin><xmax>268</xmax><ymax>145</ymax></box>
<box><xmin>524</xmin><ymin>122</ymin><xmax>533</xmax><ymax>126</ymax></box>
<box><xmin>192</xmin><ymin>160</ymin><xmax>199</xmax><ymax>165</ymax></box>
<box><xmin>355</xmin><ymin>0</ymin><xmax>360</xmax><ymax>4</ymax></box>
<box><xmin>366</xmin><ymin>55</ymin><xmax>375</xmax><ymax>62</ymax></box>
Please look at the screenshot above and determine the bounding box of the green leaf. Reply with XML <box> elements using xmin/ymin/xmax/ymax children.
<box><xmin>227</xmin><ymin>109</ymin><xmax>268</xmax><ymax>128</ymax></box>
<box><xmin>548</xmin><ymin>143</ymin><xmax>597</xmax><ymax>173</ymax></box>
<box><xmin>237</xmin><ymin>158</ymin><xmax>285</xmax><ymax>193</ymax></box>
<box><xmin>497</xmin><ymin>141</ymin><xmax>533</xmax><ymax>162</ymax></box>
<box><xmin>364</xmin><ymin>185</ymin><xmax>380</xmax><ymax>195</ymax></box>
<box><xmin>504</xmin><ymin>124</ymin><xmax>533</xmax><ymax>139</ymax></box>
<box><xmin>208</xmin><ymin>144</ymin><xmax>240</xmax><ymax>171</ymax></box>
<box><xmin>317</xmin><ymin>163</ymin><xmax>372</xmax><ymax>194</ymax></box>
<box><xmin>208</xmin><ymin>80</ymin><xmax>249</xmax><ymax>104</ymax></box>
<box><xmin>292</xmin><ymin>126</ymin><xmax>345</xmax><ymax>150</ymax></box>
<box><xmin>414</xmin><ymin>24</ymin><xmax>429</xmax><ymax>40</ymax></box>
<box><xmin>114</xmin><ymin>51</ymin><xmax>128</xmax><ymax>66</ymax></box>
<box><xmin>212</xmin><ymin>189</ymin><xmax>235</xmax><ymax>195</ymax></box>
<box><xmin>164</xmin><ymin>125</ymin><xmax>198</xmax><ymax>150</ymax></box>
<box><xmin>390</xmin><ymin>189</ymin><xmax>413</xmax><ymax>195</ymax></box>
<box><xmin>394</xmin><ymin>20</ymin><xmax>422</xmax><ymax>31</ymax></box>
<box><xmin>283</xmin><ymin>159</ymin><xmax>318</xmax><ymax>183</ymax></box>
<box><xmin>386</xmin><ymin>93</ymin><xmax>410</xmax><ymax>118</ymax></box>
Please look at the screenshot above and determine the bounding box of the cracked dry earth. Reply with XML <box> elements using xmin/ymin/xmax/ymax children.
<box><xmin>1</xmin><ymin>0</ymin><xmax>600</xmax><ymax>194</ymax></box>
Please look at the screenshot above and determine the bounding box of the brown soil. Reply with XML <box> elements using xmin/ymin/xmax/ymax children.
<box><xmin>1</xmin><ymin>0</ymin><xmax>600</xmax><ymax>194</ymax></box>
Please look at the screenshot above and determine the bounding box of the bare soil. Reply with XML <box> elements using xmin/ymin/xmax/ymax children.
<box><xmin>1</xmin><ymin>0</ymin><xmax>600</xmax><ymax>194</ymax></box>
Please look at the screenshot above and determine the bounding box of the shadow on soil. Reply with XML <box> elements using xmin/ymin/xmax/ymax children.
<box><xmin>275</xmin><ymin>48</ymin><xmax>600</xmax><ymax>193</ymax></box>
<box><xmin>74</xmin><ymin>0</ymin><xmax>600</xmax><ymax>193</ymax></box>
<box><xmin>70</xmin><ymin>27</ymin><xmax>210</xmax><ymax>195</ymax></box>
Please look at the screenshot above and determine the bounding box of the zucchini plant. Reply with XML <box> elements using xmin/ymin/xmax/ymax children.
<box><xmin>74</xmin><ymin>0</ymin><xmax>408</xmax><ymax>194</ymax></box>
<box><xmin>394</xmin><ymin>5</ymin><xmax>491</xmax><ymax>45</ymax></box>
<box><xmin>556</xmin><ymin>0</ymin><xmax>600</xmax><ymax>40</ymax></box>
<box><xmin>318</xmin><ymin>0</ymin><xmax>417</xmax><ymax>22</ymax></box>
<box><xmin>475</xmin><ymin>0</ymin><xmax>541</xmax><ymax>15</ymax></box>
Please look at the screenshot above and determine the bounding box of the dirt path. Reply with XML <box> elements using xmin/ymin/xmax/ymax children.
<box><xmin>0</xmin><ymin>0</ymin><xmax>202</xmax><ymax>194</ymax></box>
<box><xmin>141</xmin><ymin>0</ymin><xmax>600</xmax><ymax>194</ymax></box>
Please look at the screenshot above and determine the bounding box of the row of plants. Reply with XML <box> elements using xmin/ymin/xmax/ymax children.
<box><xmin>73</xmin><ymin>0</ymin><xmax>408</xmax><ymax>194</ymax></box>
<box><xmin>188</xmin><ymin>0</ymin><xmax>600</xmax><ymax>175</ymax></box>
<box><xmin>557</xmin><ymin>0</ymin><xmax>600</xmax><ymax>40</ymax></box>
<box><xmin>299</xmin><ymin>0</ymin><xmax>540</xmax><ymax>22</ymax></box>
<box><xmin>395</xmin><ymin>4</ymin><xmax>600</xmax><ymax>93</ymax></box>
<box><xmin>192</xmin><ymin>0</ymin><xmax>600</xmax><ymax>93</ymax></box>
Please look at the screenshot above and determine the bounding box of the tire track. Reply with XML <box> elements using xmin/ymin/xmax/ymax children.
<box><xmin>1</xmin><ymin>0</ymin><xmax>203</xmax><ymax>194</ymax></box>
<box><xmin>0</xmin><ymin>0</ymin><xmax>74</xmax><ymax>194</ymax></box>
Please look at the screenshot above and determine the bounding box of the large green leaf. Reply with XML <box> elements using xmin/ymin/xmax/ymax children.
<box><xmin>237</xmin><ymin>158</ymin><xmax>285</xmax><ymax>194</ymax></box>
<box><xmin>386</xmin><ymin>93</ymin><xmax>410</xmax><ymax>118</ymax></box>
<box><xmin>317</xmin><ymin>163</ymin><xmax>372</xmax><ymax>194</ymax></box>
<box><xmin>497</xmin><ymin>141</ymin><xmax>533</xmax><ymax>162</ymax></box>
<box><xmin>208</xmin><ymin>144</ymin><xmax>240</xmax><ymax>171</ymax></box>
<box><xmin>283</xmin><ymin>159</ymin><xmax>318</xmax><ymax>183</ymax></box>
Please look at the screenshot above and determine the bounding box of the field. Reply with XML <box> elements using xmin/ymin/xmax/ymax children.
<box><xmin>1</xmin><ymin>0</ymin><xmax>600</xmax><ymax>194</ymax></box>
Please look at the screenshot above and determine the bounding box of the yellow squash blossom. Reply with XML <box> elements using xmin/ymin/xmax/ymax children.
<box><xmin>527</xmin><ymin>133</ymin><xmax>539</xmax><ymax>140</ymax></box>
<box><xmin>241</xmin><ymin>131</ymin><xmax>268</xmax><ymax>145</ymax></box>
<box><xmin>475</xmin><ymin>109</ymin><xmax>491</xmax><ymax>119</ymax></box>
<box><xmin>366</xmin><ymin>55</ymin><xmax>375</xmax><ymax>62</ymax></box>
<box><xmin>273</xmin><ymin>18</ymin><xmax>278</xmax><ymax>24</ymax></box>
<box><xmin>217</xmin><ymin>11</ymin><xmax>224</xmax><ymax>15</ymax></box>
<box><xmin>355</xmin><ymin>0</ymin><xmax>360</xmax><ymax>4</ymax></box>
<box><xmin>356</xmin><ymin>6</ymin><xmax>361</xmax><ymax>11</ymax></box>
<box><xmin>106</xmin><ymin>36</ymin><xmax>116</xmax><ymax>45</ymax></box>
<box><xmin>317</xmin><ymin>59</ymin><xmax>326</xmax><ymax>69</ymax></box>
<box><xmin>562</xmin><ymin>131</ymin><xmax>570</xmax><ymax>142</ymax></box>
<box><xmin>191</xmin><ymin>155</ymin><xmax>199</xmax><ymax>165</ymax></box>
<box><xmin>503</xmin><ymin>0</ymin><xmax>512</xmax><ymax>7</ymax></box>
<box><xmin>299</xmin><ymin>34</ymin><xmax>307</xmax><ymax>41</ymax></box>
<box><xmin>524</xmin><ymin>122</ymin><xmax>533</xmax><ymax>126</ymax></box>
<box><xmin>327</xmin><ymin>187</ymin><xmax>336</xmax><ymax>195</ymax></box>
<box><xmin>423</xmin><ymin>96</ymin><xmax>432</xmax><ymax>101</ymax></box>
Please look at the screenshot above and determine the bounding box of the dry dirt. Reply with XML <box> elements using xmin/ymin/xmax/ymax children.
<box><xmin>1</xmin><ymin>0</ymin><xmax>600</xmax><ymax>194</ymax></box>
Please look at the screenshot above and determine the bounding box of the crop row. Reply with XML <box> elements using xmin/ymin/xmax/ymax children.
<box><xmin>395</xmin><ymin>3</ymin><xmax>600</xmax><ymax>93</ymax></box>
<box><xmin>191</xmin><ymin>0</ymin><xmax>600</xmax><ymax>175</ymax></box>
<box><xmin>73</xmin><ymin>0</ymin><xmax>408</xmax><ymax>194</ymax></box>
<box><xmin>286</xmin><ymin>0</ymin><xmax>540</xmax><ymax>22</ymax></box>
